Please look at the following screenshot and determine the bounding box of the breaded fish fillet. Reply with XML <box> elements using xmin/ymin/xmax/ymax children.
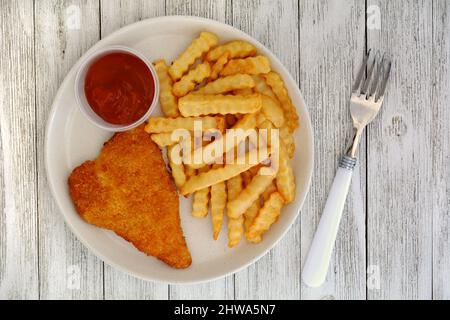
<box><xmin>68</xmin><ymin>125</ymin><xmax>191</xmax><ymax>269</ymax></box>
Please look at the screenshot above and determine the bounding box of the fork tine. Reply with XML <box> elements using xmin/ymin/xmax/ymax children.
<box><xmin>352</xmin><ymin>49</ymin><xmax>371</xmax><ymax>94</ymax></box>
<box><xmin>376</xmin><ymin>56</ymin><xmax>392</xmax><ymax>101</ymax></box>
<box><xmin>368</xmin><ymin>53</ymin><xmax>385</xmax><ymax>98</ymax></box>
<box><xmin>360</xmin><ymin>50</ymin><xmax>379</xmax><ymax>95</ymax></box>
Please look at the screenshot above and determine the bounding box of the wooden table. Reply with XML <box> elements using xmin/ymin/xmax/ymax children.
<box><xmin>0</xmin><ymin>0</ymin><xmax>448</xmax><ymax>300</ymax></box>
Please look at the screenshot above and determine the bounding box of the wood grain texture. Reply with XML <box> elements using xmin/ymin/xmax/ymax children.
<box><xmin>299</xmin><ymin>0</ymin><xmax>367</xmax><ymax>300</ymax></box>
<box><xmin>232</xmin><ymin>0</ymin><xmax>301</xmax><ymax>300</ymax></box>
<box><xmin>367</xmin><ymin>0</ymin><xmax>433</xmax><ymax>299</ymax></box>
<box><xmin>0</xmin><ymin>0</ymin><xmax>39</xmax><ymax>299</ymax></box>
<box><xmin>166</xmin><ymin>0</ymin><xmax>232</xmax><ymax>21</ymax></box>
<box><xmin>100</xmin><ymin>0</ymin><xmax>165</xmax><ymax>38</ymax></box>
<box><xmin>99</xmin><ymin>0</ymin><xmax>168</xmax><ymax>300</ymax></box>
<box><xmin>1</xmin><ymin>0</ymin><xmax>449</xmax><ymax>300</ymax></box>
<box><xmin>431</xmin><ymin>0</ymin><xmax>450</xmax><ymax>300</ymax></box>
<box><xmin>35</xmin><ymin>0</ymin><xmax>103</xmax><ymax>299</ymax></box>
<box><xmin>165</xmin><ymin>0</ymin><xmax>234</xmax><ymax>300</ymax></box>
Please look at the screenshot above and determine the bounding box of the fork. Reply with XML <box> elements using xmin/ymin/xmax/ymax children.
<box><xmin>302</xmin><ymin>50</ymin><xmax>392</xmax><ymax>287</ymax></box>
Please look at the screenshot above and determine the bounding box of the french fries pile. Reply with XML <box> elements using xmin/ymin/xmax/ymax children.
<box><xmin>145</xmin><ymin>31</ymin><xmax>298</xmax><ymax>247</ymax></box>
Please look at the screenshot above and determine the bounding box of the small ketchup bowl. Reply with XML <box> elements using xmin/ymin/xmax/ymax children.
<box><xmin>75</xmin><ymin>45</ymin><xmax>159</xmax><ymax>132</ymax></box>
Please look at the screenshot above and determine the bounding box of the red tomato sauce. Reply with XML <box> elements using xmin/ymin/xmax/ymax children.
<box><xmin>84</xmin><ymin>52</ymin><xmax>155</xmax><ymax>125</ymax></box>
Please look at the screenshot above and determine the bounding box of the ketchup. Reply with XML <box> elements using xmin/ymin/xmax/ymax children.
<box><xmin>84</xmin><ymin>52</ymin><xmax>155</xmax><ymax>125</ymax></box>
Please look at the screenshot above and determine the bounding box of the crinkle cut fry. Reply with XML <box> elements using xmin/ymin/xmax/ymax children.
<box><xmin>153</xmin><ymin>59</ymin><xmax>179</xmax><ymax>117</ymax></box>
<box><xmin>276</xmin><ymin>141</ymin><xmax>296</xmax><ymax>203</ymax></box>
<box><xmin>227</xmin><ymin>168</ymin><xmax>276</xmax><ymax>219</ymax></box>
<box><xmin>145</xmin><ymin>116</ymin><xmax>224</xmax><ymax>133</ymax></box>
<box><xmin>210</xmin><ymin>51</ymin><xmax>230</xmax><ymax>81</ymax></box>
<box><xmin>180</xmin><ymin>147</ymin><xmax>269</xmax><ymax>195</ymax></box>
<box><xmin>178</xmin><ymin>93</ymin><xmax>262</xmax><ymax>117</ymax></box>
<box><xmin>206</xmin><ymin>40</ymin><xmax>257</xmax><ymax>61</ymax></box>
<box><xmin>241</xmin><ymin>169</ymin><xmax>261</xmax><ymax>243</ymax></box>
<box><xmin>247</xmin><ymin>192</ymin><xmax>285</xmax><ymax>239</ymax></box>
<box><xmin>192</xmin><ymin>166</ymin><xmax>210</xmax><ymax>218</ymax></box>
<box><xmin>210</xmin><ymin>164</ymin><xmax>227</xmax><ymax>240</ymax></box>
<box><xmin>227</xmin><ymin>174</ymin><xmax>244</xmax><ymax>247</ymax></box>
<box><xmin>195</xmin><ymin>74</ymin><xmax>255</xmax><ymax>95</ymax></box>
<box><xmin>260</xmin><ymin>94</ymin><xmax>285</xmax><ymax>128</ymax></box>
<box><xmin>189</xmin><ymin>113</ymin><xmax>258</xmax><ymax>170</ymax></box>
<box><xmin>220</xmin><ymin>55</ymin><xmax>270</xmax><ymax>76</ymax></box>
<box><xmin>280</xmin><ymin>126</ymin><xmax>295</xmax><ymax>158</ymax></box>
<box><xmin>263</xmin><ymin>71</ymin><xmax>299</xmax><ymax>132</ymax></box>
<box><xmin>167</xmin><ymin>144</ymin><xmax>186</xmax><ymax>189</ymax></box>
<box><xmin>169</xmin><ymin>31</ymin><xmax>218</xmax><ymax>81</ymax></box>
<box><xmin>173</xmin><ymin>62</ymin><xmax>211</xmax><ymax>97</ymax></box>
<box><xmin>252</xmin><ymin>75</ymin><xmax>276</xmax><ymax>99</ymax></box>
<box><xmin>151</xmin><ymin>132</ymin><xmax>182</xmax><ymax>147</ymax></box>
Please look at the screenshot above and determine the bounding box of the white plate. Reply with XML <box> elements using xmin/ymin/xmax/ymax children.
<box><xmin>46</xmin><ymin>16</ymin><xmax>314</xmax><ymax>284</ymax></box>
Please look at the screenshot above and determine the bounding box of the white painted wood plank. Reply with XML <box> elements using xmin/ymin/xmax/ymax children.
<box><xmin>0</xmin><ymin>0</ymin><xmax>443</xmax><ymax>301</ymax></box>
<box><xmin>0</xmin><ymin>0</ymin><xmax>39</xmax><ymax>299</ymax></box>
<box><xmin>165</xmin><ymin>0</ymin><xmax>234</xmax><ymax>300</ymax></box>
<box><xmin>232</xmin><ymin>0</ymin><xmax>301</xmax><ymax>300</ymax></box>
<box><xmin>100</xmin><ymin>0</ymin><xmax>165</xmax><ymax>38</ymax></box>
<box><xmin>299</xmin><ymin>0</ymin><xmax>367</xmax><ymax>300</ymax></box>
<box><xmin>99</xmin><ymin>0</ymin><xmax>168</xmax><ymax>300</ymax></box>
<box><xmin>367</xmin><ymin>0</ymin><xmax>433</xmax><ymax>299</ymax></box>
<box><xmin>431</xmin><ymin>0</ymin><xmax>450</xmax><ymax>300</ymax></box>
<box><xmin>166</xmin><ymin>0</ymin><xmax>232</xmax><ymax>21</ymax></box>
<box><xmin>35</xmin><ymin>0</ymin><xmax>103</xmax><ymax>299</ymax></box>
<box><xmin>104</xmin><ymin>270</ymin><xmax>168</xmax><ymax>300</ymax></box>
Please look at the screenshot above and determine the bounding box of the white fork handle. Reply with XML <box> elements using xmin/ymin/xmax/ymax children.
<box><xmin>302</xmin><ymin>165</ymin><xmax>354</xmax><ymax>287</ymax></box>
